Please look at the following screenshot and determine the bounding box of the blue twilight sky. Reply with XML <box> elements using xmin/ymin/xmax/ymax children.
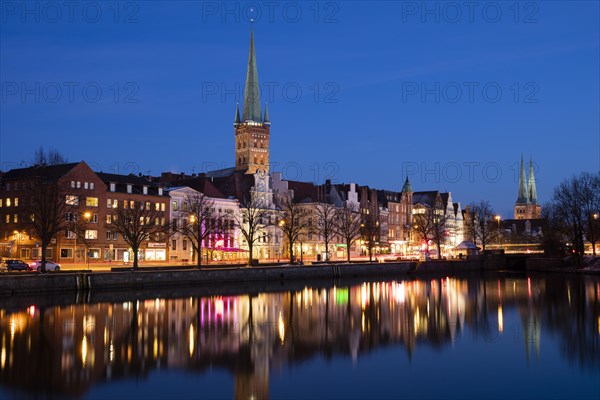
<box><xmin>0</xmin><ymin>1</ymin><xmax>598</xmax><ymax>216</ymax></box>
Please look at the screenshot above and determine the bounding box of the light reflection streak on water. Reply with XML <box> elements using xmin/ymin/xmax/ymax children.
<box><xmin>0</xmin><ymin>276</ymin><xmax>596</xmax><ymax>398</ymax></box>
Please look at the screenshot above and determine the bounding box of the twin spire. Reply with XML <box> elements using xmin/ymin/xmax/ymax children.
<box><xmin>516</xmin><ymin>155</ymin><xmax>538</xmax><ymax>204</ymax></box>
<box><xmin>234</xmin><ymin>29</ymin><xmax>270</xmax><ymax>125</ymax></box>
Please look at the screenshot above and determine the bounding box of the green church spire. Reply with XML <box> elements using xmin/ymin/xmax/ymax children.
<box><xmin>242</xmin><ymin>30</ymin><xmax>262</xmax><ymax>122</ymax></box>
<box><xmin>402</xmin><ymin>177</ymin><xmax>413</xmax><ymax>193</ymax></box>
<box><xmin>263</xmin><ymin>102</ymin><xmax>270</xmax><ymax>124</ymax></box>
<box><xmin>516</xmin><ymin>155</ymin><xmax>529</xmax><ymax>204</ymax></box>
<box><xmin>234</xmin><ymin>103</ymin><xmax>241</xmax><ymax>125</ymax></box>
<box><xmin>528</xmin><ymin>157</ymin><xmax>537</xmax><ymax>204</ymax></box>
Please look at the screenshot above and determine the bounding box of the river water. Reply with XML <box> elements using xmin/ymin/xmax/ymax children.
<box><xmin>0</xmin><ymin>273</ymin><xmax>598</xmax><ymax>399</ymax></box>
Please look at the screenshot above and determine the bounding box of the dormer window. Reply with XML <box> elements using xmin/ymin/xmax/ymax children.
<box><xmin>127</xmin><ymin>184</ymin><xmax>132</xmax><ymax>193</ymax></box>
<box><xmin>110</xmin><ymin>183</ymin><xmax>116</xmax><ymax>192</ymax></box>
<box><xmin>158</xmin><ymin>188</ymin><xmax>163</xmax><ymax>196</ymax></box>
<box><xmin>143</xmin><ymin>186</ymin><xmax>148</xmax><ymax>195</ymax></box>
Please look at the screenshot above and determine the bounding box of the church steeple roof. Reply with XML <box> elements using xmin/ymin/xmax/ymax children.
<box><xmin>516</xmin><ymin>155</ymin><xmax>529</xmax><ymax>204</ymax></box>
<box><xmin>402</xmin><ymin>177</ymin><xmax>413</xmax><ymax>193</ymax></box>
<box><xmin>528</xmin><ymin>158</ymin><xmax>538</xmax><ymax>204</ymax></box>
<box><xmin>234</xmin><ymin>103</ymin><xmax>241</xmax><ymax>125</ymax></box>
<box><xmin>242</xmin><ymin>30</ymin><xmax>262</xmax><ymax>122</ymax></box>
<box><xmin>263</xmin><ymin>102</ymin><xmax>270</xmax><ymax>125</ymax></box>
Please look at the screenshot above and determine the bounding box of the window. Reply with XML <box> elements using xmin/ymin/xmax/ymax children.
<box><xmin>130</xmin><ymin>200</ymin><xmax>135</xmax><ymax>209</ymax></box>
<box><xmin>65</xmin><ymin>230</ymin><xmax>76</xmax><ymax>239</ymax></box>
<box><xmin>13</xmin><ymin>214</ymin><xmax>18</xmax><ymax>223</ymax></box>
<box><xmin>155</xmin><ymin>203</ymin><xmax>160</xmax><ymax>211</ymax></box>
<box><xmin>112</xmin><ymin>231</ymin><xmax>118</xmax><ymax>240</ymax></box>
<box><xmin>143</xmin><ymin>186</ymin><xmax>148</xmax><ymax>195</ymax></box>
<box><xmin>161</xmin><ymin>203</ymin><xmax>165</xmax><ymax>212</ymax></box>
<box><xmin>84</xmin><ymin>182</ymin><xmax>89</xmax><ymax>189</ymax></box>
<box><xmin>66</xmin><ymin>195</ymin><xmax>79</xmax><ymax>205</ymax></box>
<box><xmin>20</xmin><ymin>248</ymin><xmax>30</xmax><ymax>259</ymax></box>
<box><xmin>106</xmin><ymin>215</ymin><xmax>112</xmax><ymax>224</ymax></box>
<box><xmin>88</xmin><ymin>248</ymin><xmax>100</xmax><ymax>259</ymax></box>
<box><xmin>182</xmin><ymin>239</ymin><xmax>187</xmax><ymax>251</ymax></box>
<box><xmin>183</xmin><ymin>202</ymin><xmax>188</xmax><ymax>212</ymax></box>
<box><xmin>127</xmin><ymin>184</ymin><xmax>132</xmax><ymax>193</ymax></box>
<box><xmin>124</xmin><ymin>200</ymin><xmax>128</xmax><ymax>209</ymax></box>
<box><xmin>77</xmin><ymin>181</ymin><xmax>81</xmax><ymax>188</ymax></box>
<box><xmin>110</xmin><ymin>183</ymin><xmax>116</xmax><ymax>192</ymax></box>
<box><xmin>92</xmin><ymin>213</ymin><xmax>98</xmax><ymax>223</ymax></box>
<box><xmin>112</xmin><ymin>199</ymin><xmax>118</xmax><ymax>208</ymax></box>
<box><xmin>158</xmin><ymin>188</ymin><xmax>163</xmax><ymax>196</ymax></box>
<box><xmin>6</xmin><ymin>198</ymin><xmax>11</xmax><ymax>207</ymax></box>
<box><xmin>5</xmin><ymin>214</ymin><xmax>10</xmax><ymax>223</ymax></box>
<box><xmin>14</xmin><ymin>198</ymin><xmax>18</xmax><ymax>207</ymax></box>
<box><xmin>146</xmin><ymin>201</ymin><xmax>151</xmax><ymax>210</ymax></box>
<box><xmin>71</xmin><ymin>181</ymin><xmax>75</xmax><ymax>188</ymax></box>
<box><xmin>90</xmin><ymin>182</ymin><xmax>95</xmax><ymax>190</ymax></box>
<box><xmin>5</xmin><ymin>183</ymin><xmax>9</xmax><ymax>191</ymax></box>
<box><xmin>61</xmin><ymin>248</ymin><xmax>73</xmax><ymax>259</ymax></box>
<box><xmin>106</xmin><ymin>231</ymin><xmax>112</xmax><ymax>240</ymax></box>
<box><xmin>84</xmin><ymin>230</ymin><xmax>97</xmax><ymax>240</ymax></box>
<box><xmin>86</xmin><ymin>197</ymin><xmax>98</xmax><ymax>207</ymax></box>
<box><xmin>107</xmin><ymin>199</ymin><xmax>112</xmax><ymax>208</ymax></box>
<box><xmin>172</xmin><ymin>201</ymin><xmax>178</xmax><ymax>211</ymax></box>
<box><xmin>0</xmin><ymin>199</ymin><xmax>2</xmax><ymax>207</ymax></box>
<box><xmin>172</xmin><ymin>240</ymin><xmax>177</xmax><ymax>250</ymax></box>
<box><xmin>172</xmin><ymin>219</ymin><xmax>178</xmax><ymax>230</ymax></box>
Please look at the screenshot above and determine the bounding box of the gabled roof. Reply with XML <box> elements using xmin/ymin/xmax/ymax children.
<box><xmin>287</xmin><ymin>180</ymin><xmax>320</xmax><ymax>203</ymax></box>
<box><xmin>1</xmin><ymin>162</ymin><xmax>79</xmax><ymax>182</ymax></box>
<box><xmin>412</xmin><ymin>191</ymin><xmax>439</xmax><ymax>207</ymax></box>
<box><xmin>169</xmin><ymin>177</ymin><xmax>227</xmax><ymax>199</ymax></box>
<box><xmin>97</xmin><ymin>172</ymin><xmax>152</xmax><ymax>186</ymax></box>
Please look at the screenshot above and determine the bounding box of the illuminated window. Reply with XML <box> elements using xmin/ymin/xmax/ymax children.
<box><xmin>77</xmin><ymin>181</ymin><xmax>81</xmax><ymax>188</ymax></box>
<box><xmin>106</xmin><ymin>215</ymin><xmax>112</xmax><ymax>224</ymax></box>
<box><xmin>124</xmin><ymin>200</ymin><xmax>128</xmax><ymax>209</ymax></box>
<box><xmin>84</xmin><ymin>182</ymin><xmax>89</xmax><ymax>189</ymax></box>
<box><xmin>90</xmin><ymin>182</ymin><xmax>94</xmax><ymax>190</ymax></box>
<box><xmin>110</xmin><ymin>183</ymin><xmax>116</xmax><ymax>192</ymax></box>
<box><xmin>161</xmin><ymin>203</ymin><xmax>165</xmax><ymax>212</ymax></box>
<box><xmin>0</xmin><ymin>199</ymin><xmax>2</xmax><ymax>207</ymax></box>
<box><xmin>155</xmin><ymin>203</ymin><xmax>160</xmax><ymax>211</ymax></box>
<box><xmin>84</xmin><ymin>230</ymin><xmax>97</xmax><ymax>240</ymax></box>
<box><xmin>146</xmin><ymin>201</ymin><xmax>151</xmax><ymax>210</ymax></box>
<box><xmin>14</xmin><ymin>198</ymin><xmax>18</xmax><ymax>207</ymax></box>
<box><xmin>71</xmin><ymin>181</ymin><xmax>75</xmax><ymax>188</ymax></box>
<box><xmin>172</xmin><ymin>201</ymin><xmax>178</xmax><ymax>211</ymax></box>
<box><xmin>127</xmin><ymin>185</ymin><xmax>132</xmax><ymax>193</ymax></box>
<box><xmin>13</xmin><ymin>214</ymin><xmax>18</xmax><ymax>223</ymax></box>
<box><xmin>6</xmin><ymin>198</ymin><xmax>11</xmax><ymax>207</ymax></box>
<box><xmin>66</xmin><ymin>195</ymin><xmax>79</xmax><ymax>205</ymax></box>
<box><xmin>143</xmin><ymin>186</ymin><xmax>148</xmax><ymax>195</ymax></box>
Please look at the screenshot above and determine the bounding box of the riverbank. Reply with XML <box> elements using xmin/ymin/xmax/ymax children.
<box><xmin>0</xmin><ymin>256</ymin><xmax>596</xmax><ymax>297</ymax></box>
<box><xmin>0</xmin><ymin>258</ymin><xmax>501</xmax><ymax>296</ymax></box>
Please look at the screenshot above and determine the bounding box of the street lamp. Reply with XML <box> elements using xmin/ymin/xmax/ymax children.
<box><xmin>13</xmin><ymin>230</ymin><xmax>20</xmax><ymax>258</ymax></box>
<box><xmin>83</xmin><ymin>212</ymin><xmax>91</xmax><ymax>269</ymax></box>
<box><xmin>495</xmin><ymin>215</ymin><xmax>501</xmax><ymax>248</ymax></box>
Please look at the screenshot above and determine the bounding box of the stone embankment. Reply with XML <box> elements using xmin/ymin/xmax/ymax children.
<box><xmin>1</xmin><ymin>256</ymin><xmax>588</xmax><ymax>297</ymax></box>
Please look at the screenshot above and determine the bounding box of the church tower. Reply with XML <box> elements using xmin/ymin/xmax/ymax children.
<box><xmin>235</xmin><ymin>30</ymin><xmax>271</xmax><ymax>175</ymax></box>
<box><xmin>514</xmin><ymin>156</ymin><xmax>542</xmax><ymax>219</ymax></box>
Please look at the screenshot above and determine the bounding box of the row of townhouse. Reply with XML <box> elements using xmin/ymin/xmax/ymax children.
<box><xmin>0</xmin><ymin>161</ymin><xmax>170</xmax><ymax>263</ymax></box>
<box><xmin>0</xmin><ymin>160</ymin><xmax>468</xmax><ymax>264</ymax></box>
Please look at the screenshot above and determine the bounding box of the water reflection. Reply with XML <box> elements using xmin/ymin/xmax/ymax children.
<box><xmin>0</xmin><ymin>274</ymin><xmax>598</xmax><ymax>398</ymax></box>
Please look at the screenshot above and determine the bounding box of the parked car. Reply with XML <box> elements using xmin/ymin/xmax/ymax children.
<box><xmin>29</xmin><ymin>260</ymin><xmax>61</xmax><ymax>272</ymax></box>
<box><xmin>2</xmin><ymin>259</ymin><xmax>32</xmax><ymax>272</ymax></box>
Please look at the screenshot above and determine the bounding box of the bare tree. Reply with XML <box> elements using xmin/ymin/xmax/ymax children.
<box><xmin>277</xmin><ymin>195</ymin><xmax>311</xmax><ymax>263</ymax></box>
<box><xmin>467</xmin><ymin>200</ymin><xmax>498</xmax><ymax>252</ymax></box>
<box><xmin>413</xmin><ymin>199</ymin><xmax>450</xmax><ymax>259</ymax></box>
<box><xmin>110</xmin><ymin>201</ymin><xmax>170</xmax><ymax>270</ymax></box>
<box><xmin>20</xmin><ymin>170</ymin><xmax>75</xmax><ymax>272</ymax></box>
<box><xmin>335</xmin><ymin>203</ymin><xmax>362</xmax><ymax>263</ymax></box>
<box><xmin>551</xmin><ymin>172</ymin><xmax>600</xmax><ymax>263</ymax></box>
<box><xmin>359</xmin><ymin>212</ymin><xmax>380</xmax><ymax>262</ymax></box>
<box><xmin>314</xmin><ymin>202</ymin><xmax>337</xmax><ymax>261</ymax></box>
<box><xmin>580</xmin><ymin>173</ymin><xmax>600</xmax><ymax>255</ymax></box>
<box><xmin>177</xmin><ymin>192</ymin><xmax>216</xmax><ymax>269</ymax></box>
<box><xmin>234</xmin><ymin>195</ymin><xmax>270</xmax><ymax>266</ymax></box>
<box><xmin>33</xmin><ymin>147</ymin><xmax>67</xmax><ymax>166</ymax></box>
